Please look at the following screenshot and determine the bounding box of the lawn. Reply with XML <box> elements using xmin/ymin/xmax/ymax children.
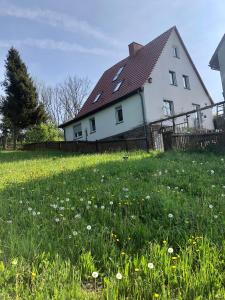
<box><xmin>0</xmin><ymin>150</ymin><xmax>225</xmax><ymax>299</ymax></box>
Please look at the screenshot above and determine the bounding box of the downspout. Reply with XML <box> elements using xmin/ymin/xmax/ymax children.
<box><xmin>138</xmin><ymin>88</ymin><xmax>149</xmax><ymax>152</ymax></box>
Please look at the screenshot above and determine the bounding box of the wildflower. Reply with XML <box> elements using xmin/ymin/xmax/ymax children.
<box><xmin>153</xmin><ymin>293</ymin><xmax>159</xmax><ymax>299</ymax></box>
<box><xmin>171</xmin><ymin>265</ymin><xmax>176</xmax><ymax>269</ymax></box>
<box><xmin>212</xmin><ymin>185</ymin><xmax>215</xmax><ymax>188</ymax></box>
<box><xmin>19</xmin><ymin>200</ymin><xmax>22</xmax><ymax>204</ymax></box>
<box><xmin>32</xmin><ymin>211</ymin><xmax>36</xmax><ymax>216</ymax></box>
<box><xmin>109</xmin><ymin>201</ymin><xmax>113</xmax><ymax>205</ymax></box>
<box><xmin>80</xmin><ymin>198</ymin><xmax>84</xmax><ymax>202</ymax></box>
<box><xmin>92</xmin><ymin>271</ymin><xmax>98</xmax><ymax>278</ymax></box>
<box><xmin>72</xmin><ymin>231</ymin><xmax>78</xmax><ymax>236</ymax></box>
<box><xmin>116</xmin><ymin>272</ymin><xmax>122</xmax><ymax>280</ymax></box>
<box><xmin>68</xmin><ymin>235</ymin><xmax>72</xmax><ymax>239</ymax></box>
<box><xmin>148</xmin><ymin>263</ymin><xmax>154</xmax><ymax>269</ymax></box>
<box><xmin>214</xmin><ymin>215</ymin><xmax>218</xmax><ymax>219</ymax></box>
<box><xmin>59</xmin><ymin>207</ymin><xmax>64</xmax><ymax>210</ymax></box>
<box><xmin>31</xmin><ymin>272</ymin><xmax>36</xmax><ymax>278</ymax></box>
<box><xmin>172</xmin><ymin>257</ymin><xmax>177</xmax><ymax>260</ymax></box>
<box><xmin>121</xmin><ymin>251</ymin><xmax>126</xmax><ymax>256</ymax></box>
<box><xmin>7</xmin><ymin>220</ymin><xmax>12</xmax><ymax>224</ymax></box>
<box><xmin>134</xmin><ymin>268</ymin><xmax>139</xmax><ymax>272</ymax></box>
<box><xmin>163</xmin><ymin>240</ymin><xmax>167</xmax><ymax>244</ymax></box>
<box><xmin>168</xmin><ymin>213</ymin><xmax>173</xmax><ymax>218</ymax></box>
<box><xmin>123</xmin><ymin>187</ymin><xmax>129</xmax><ymax>192</ymax></box>
<box><xmin>28</xmin><ymin>207</ymin><xmax>32</xmax><ymax>211</ymax></box>
<box><xmin>87</xmin><ymin>201</ymin><xmax>92</xmax><ymax>205</ymax></box>
<box><xmin>210</xmin><ymin>170</ymin><xmax>215</xmax><ymax>174</ymax></box>
<box><xmin>55</xmin><ymin>218</ymin><xmax>60</xmax><ymax>222</ymax></box>
<box><xmin>11</xmin><ymin>258</ymin><xmax>18</xmax><ymax>266</ymax></box>
<box><xmin>37</xmin><ymin>212</ymin><xmax>40</xmax><ymax>215</ymax></box>
<box><xmin>209</xmin><ymin>204</ymin><xmax>213</xmax><ymax>209</ymax></box>
<box><xmin>87</xmin><ymin>225</ymin><xmax>92</xmax><ymax>231</ymax></box>
<box><xmin>86</xmin><ymin>205</ymin><xmax>90</xmax><ymax>210</ymax></box>
<box><xmin>94</xmin><ymin>205</ymin><xmax>98</xmax><ymax>208</ymax></box>
<box><xmin>146</xmin><ymin>195</ymin><xmax>150</xmax><ymax>200</ymax></box>
<box><xmin>65</xmin><ymin>198</ymin><xmax>70</xmax><ymax>202</ymax></box>
<box><xmin>101</xmin><ymin>205</ymin><xmax>105</xmax><ymax>210</ymax></box>
<box><xmin>168</xmin><ymin>247</ymin><xmax>174</xmax><ymax>254</ymax></box>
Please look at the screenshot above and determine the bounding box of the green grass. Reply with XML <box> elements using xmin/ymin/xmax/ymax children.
<box><xmin>1</xmin><ymin>150</ymin><xmax>225</xmax><ymax>299</ymax></box>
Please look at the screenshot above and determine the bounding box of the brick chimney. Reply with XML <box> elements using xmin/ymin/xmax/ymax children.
<box><xmin>128</xmin><ymin>42</ymin><xmax>143</xmax><ymax>56</ymax></box>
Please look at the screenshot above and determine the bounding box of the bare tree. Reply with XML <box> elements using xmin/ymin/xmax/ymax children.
<box><xmin>36</xmin><ymin>76</ymin><xmax>90</xmax><ymax>126</ymax></box>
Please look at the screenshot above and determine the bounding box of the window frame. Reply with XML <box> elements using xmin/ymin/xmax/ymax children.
<box><xmin>89</xmin><ymin>117</ymin><xmax>96</xmax><ymax>133</ymax></box>
<box><xmin>163</xmin><ymin>100</ymin><xmax>174</xmax><ymax>116</ymax></box>
<box><xmin>113</xmin><ymin>80</ymin><xmax>123</xmax><ymax>93</ymax></box>
<box><xmin>183</xmin><ymin>75</ymin><xmax>191</xmax><ymax>90</ymax></box>
<box><xmin>169</xmin><ymin>70</ymin><xmax>177</xmax><ymax>86</ymax></box>
<box><xmin>93</xmin><ymin>92</ymin><xmax>102</xmax><ymax>103</ymax></box>
<box><xmin>73</xmin><ymin>123</ymin><xmax>82</xmax><ymax>140</ymax></box>
<box><xmin>113</xmin><ymin>65</ymin><xmax>125</xmax><ymax>81</ymax></box>
<box><xmin>115</xmin><ymin>106</ymin><xmax>124</xmax><ymax>124</ymax></box>
<box><xmin>172</xmin><ymin>46</ymin><xmax>180</xmax><ymax>58</ymax></box>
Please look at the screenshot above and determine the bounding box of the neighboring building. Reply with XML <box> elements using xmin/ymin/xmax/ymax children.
<box><xmin>59</xmin><ymin>26</ymin><xmax>214</xmax><ymax>142</ymax></box>
<box><xmin>209</xmin><ymin>34</ymin><xmax>225</xmax><ymax>99</ymax></box>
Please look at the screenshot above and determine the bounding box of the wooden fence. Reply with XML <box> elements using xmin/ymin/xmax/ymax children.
<box><xmin>171</xmin><ymin>132</ymin><xmax>225</xmax><ymax>151</ymax></box>
<box><xmin>23</xmin><ymin>137</ymin><xmax>148</xmax><ymax>153</ymax></box>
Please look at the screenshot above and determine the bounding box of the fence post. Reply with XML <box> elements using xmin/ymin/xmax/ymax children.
<box><xmin>95</xmin><ymin>140</ymin><xmax>99</xmax><ymax>153</ymax></box>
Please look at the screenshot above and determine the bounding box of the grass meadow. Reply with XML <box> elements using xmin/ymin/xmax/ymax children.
<box><xmin>1</xmin><ymin>150</ymin><xmax>225</xmax><ymax>299</ymax></box>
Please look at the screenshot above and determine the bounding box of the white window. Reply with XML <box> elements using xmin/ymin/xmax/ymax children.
<box><xmin>163</xmin><ymin>100</ymin><xmax>174</xmax><ymax>116</ymax></box>
<box><xmin>115</xmin><ymin>106</ymin><xmax>123</xmax><ymax>123</ymax></box>
<box><xmin>113</xmin><ymin>80</ymin><xmax>123</xmax><ymax>92</ymax></box>
<box><xmin>172</xmin><ymin>46</ymin><xmax>179</xmax><ymax>58</ymax></box>
<box><xmin>93</xmin><ymin>93</ymin><xmax>101</xmax><ymax>103</ymax></box>
<box><xmin>169</xmin><ymin>70</ymin><xmax>177</xmax><ymax>86</ymax></box>
<box><xmin>73</xmin><ymin>123</ymin><xmax>82</xmax><ymax>139</ymax></box>
<box><xmin>183</xmin><ymin>75</ymin><xmax>190</xmax><ymax>89</ymax></box>
<box><xmin>89</xmin><ymin>117</ymin><xmax>96</xmax><ymax>133</ymax></box>
<box><xmin>113</xmin><ymin>66</ymin><xmax>125</xmax><ymax>81</ymax></box>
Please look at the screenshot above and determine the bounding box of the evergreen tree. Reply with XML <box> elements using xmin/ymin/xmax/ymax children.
<box><xmin>1</xmin><ymin>47</ymin><xmax>47</xmax><ymax>149</ymax></box>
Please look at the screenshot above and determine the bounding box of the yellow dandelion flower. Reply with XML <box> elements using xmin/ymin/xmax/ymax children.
<box><xmin>163</xmin><ymin>240</ymin><xmax>167</xmax><ymax>244</ymax></box>
<box><xmin>121</xmin><ymin>252</ymin><xmax>126</xmax><ymax>256</ymax></box>
<box><xmin>172</xmin><ymin>257</ymin><xmax>177</xmax><ymax>260</ymax></box>
<box><xmin>171</xmin><ymin>265</ymin><xmax>176</xmax><ymax>269</ymax></box>
<box><xmin>134</xmin><ymin>268</ymin><xmax>139</xmax><ymax>272</ymax></box>
<box><xmin>31</xmin><ymin>272</ymin><xmax>36</xmax><ymax>278</ymax></box>
<box><xmin>153</xmin><ymin>293</ymin><xmax>160</xmax><ymax>298</ymax></box>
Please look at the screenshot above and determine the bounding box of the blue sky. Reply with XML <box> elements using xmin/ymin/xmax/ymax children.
<box><xmin>0</xmin><ymin>0</ymin><xmax>224</xmax><ymax>101</ymax></box>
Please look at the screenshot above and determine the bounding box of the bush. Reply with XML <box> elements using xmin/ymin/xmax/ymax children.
<box><xmin>25</xmin><ymin>123</ymin><xmax>63</xmax><ymax>143</ymax></box>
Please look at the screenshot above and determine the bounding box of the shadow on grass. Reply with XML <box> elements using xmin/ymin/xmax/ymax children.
<box><xmin>0</xmin><ymin>150</ymin><xmax>82</xmax><ymax>163</ymax></box>
<box><xmin>0</xmin><ymin>149</ymin><xmax>223</xmax><ymax>267</ymax></box>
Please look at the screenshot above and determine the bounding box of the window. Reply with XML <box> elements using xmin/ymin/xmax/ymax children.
<box><xmin>113</xmin><ymin>66</ymin><xmax>125</xmax><ymax>81</ymax></box>
<box><xmin>169</xmin><ymin>71</ymin><xmax>177</xmax><ymax>86</ymax></box>
<box><xmin>89</xmin><ymin>117</ymin><xmax>96</xmax><ymax>133</ymax></box>
<box><xmin>183</xmin><ymin>75</ymin><xmax>190</xmax><ymax>89</ymax></box>
<box><xmin>163</xmin><ymin>100</ymin><xmax>174</xmax><ymax>116</ymax></box>
<box><xmin>93</xmin><ymin>93</ymin><xmax>101</xmax><ymax>103</ymax></box>
<box><xmin>115</xmin><ymin>106</ymin><xmax>123</xmax><ymax>123</ymax></box>
<box><xmin>113</xmin><ymin>80</ymin><xmax>123</xmax><ymax>92</ymax></box>
<box><xmin>73</xmin><ymin>123</ymin><xmax>82</xmax><ymax>139</ymax></box>
<box><xmin>172</xmin><ymin>46</ymin><xmax>179</xmax><ymax>58</ymax></box>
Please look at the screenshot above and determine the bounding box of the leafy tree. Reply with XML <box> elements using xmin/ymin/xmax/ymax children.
<box><xmin>1</xmin><ymin>47</ymin><xmax>47</xmax><ymax>149</ymax></box>
<box><xmin>25</xmin><ymin>123</ymin><xmax>63</xmax><ymax>143</ymax></box>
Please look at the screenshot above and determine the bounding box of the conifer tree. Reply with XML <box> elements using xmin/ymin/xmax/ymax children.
<box><xmin>1</xmin><ymin>47</ymin><xmax>47</xmax><ymax>148</ymax></box>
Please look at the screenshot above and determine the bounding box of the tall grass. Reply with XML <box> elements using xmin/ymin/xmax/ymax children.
<box><xmin>0</xmin><ymin>150</ymin><xmax>225</xmax><ymax>299</ymax></box>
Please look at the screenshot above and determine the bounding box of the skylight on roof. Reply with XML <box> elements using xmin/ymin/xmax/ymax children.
<box><xmin>113</xmin><ymin>80</ymin><xmax>123</xmax><ymax>93</ymax></box>
<box><xmin>113</xmin><ymin>66</ymin><xmax>125</xmax><ymax>81</ymax></box>
<box><xmin>93</xmin><ymin>93</ymin><xmax>101</xmax><ymax>103</ymax></box>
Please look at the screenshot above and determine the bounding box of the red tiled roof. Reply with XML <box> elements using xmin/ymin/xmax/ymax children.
<box><xmin>59</xmin><ymin>27</ymin><xmax>174</xmax><ymax>128</ymax></box>
<box><xmin>59</xmin><ymin>26</ymin><xmax>213</xmax><ymax>128</ymax></box>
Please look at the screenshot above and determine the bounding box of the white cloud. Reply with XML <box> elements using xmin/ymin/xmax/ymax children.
<box><xmin>0</xmin><ymin>3</ymin><xmax>121</xmax><ymax>48</ymax></box>
<box><xmin>0</xmin><ymin>38</ymin><xmax>116</xmax><ymax>56</ymax></box>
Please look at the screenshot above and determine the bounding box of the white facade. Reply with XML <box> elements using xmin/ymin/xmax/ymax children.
<box><xmin>64</xmin><ymin>93</ymin><xmax>143</xmax><ymax>141</ymax></box>
<box><xmin>217</xmin><ymin>38</ymin><xmax>225</xmax><ymax>97</ymax></box>
<box><xmin>64</xmin><ymin>28</ymin><xmax>214</xmax><ymax>141</ymax></box>
<box><xmin>143</xmin><ymin>29</ymin><xmax>214</xmax><ymax>129</ymax></box>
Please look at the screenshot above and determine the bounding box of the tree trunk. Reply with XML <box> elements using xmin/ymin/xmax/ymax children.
<box><xmin>2</xmin><ymin>135</ymin><xmax>7</xmax><ymax>150</ymax></box>
<box><xmin>13</xmin><ymin>127</ymin><xmax>17</xmax><ymax>150</ymax></box>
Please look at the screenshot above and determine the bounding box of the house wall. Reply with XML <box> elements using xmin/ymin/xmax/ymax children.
<box><xmin>64</xmin><ymin>93</ymin><xmax>143</xmax><ymax>141</ymax></box>
<box><xmin>143</xmin><ymin>29</ymin><xmax>214</xmax><ymax>129</ymax></box>
<box><xmin>218</xmin><ymin>38</ymin><xmax>225</xmax><ymax>98</ymax></box>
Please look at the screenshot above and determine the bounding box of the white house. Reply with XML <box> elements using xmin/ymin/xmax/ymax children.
<box><xmin>59</xmin><ymin>26</ymin><xmax>214</xmax><ymax>142</ymax></box>
<box><xmin>209</xmin><ymin>33</ymin><xmax>225</xmax><ymax>99</ymax></box>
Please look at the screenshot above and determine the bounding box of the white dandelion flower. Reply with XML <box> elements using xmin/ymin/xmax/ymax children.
<box><xmin>147</xmin><ymin>263</ymin><xmax>154</xmax><ymax>269</ymax></box>
<box><xmin>168</xmin><ymin>213</ymin><xmax>173</xmax><ymax>219</ymax></box>
<box><xmin>210</xmin><ymin>170</ymin><xmax>215</xmax><ymax>175</ymax></box>
<box><xmin>168</xmin><ymin>247</ymin><xmax>174</xmax><ymax>254</ymax></box>
<box><xmin>101</xmin><ymin>205</ymin><xmax>105</xmax><ymax>210</ymax></box>
<box><xmin>109</xmin><ymin>201</ymin><xmax>113</xmax><ymax>205</ymax></box>
<box><xmin>87</xmin><ymin>201</ymin><xmax>92</xmax><ymax>205</ymax></box>
<box><xmin>92</xmin><ymin>271</ymin><xmax>99</xmax><ymax>278</ymax></box>
<box><xmin>28</xmin><ymin>207</ymin><xmax>32</xmax><ymax>211</ymax></box>
<box><xmin>55</xmin><ymin>218</ymin><xmax>60</xmax><ymax>222</ymax></box>
<box><xmin>209</xmin><ymin>204</ymin><xmax>213</xmax><ymax>209</ymax></box>
<box><xmin>72</xmin><ymin>231</ymin><xmax>78</xmax><ymax>236</ymax></box>
<box><xmin>87</xmin><ymin>225</ymin><xmax>92</xmax><ymax>231</ymax></box>
<box><xmin>146</xmin><ymin>195</ymin><xmax>150</xmax><ymax>200</ymax></box>
<box><xmin>116</xmin><ymin>272</ymin><xmax>122</xmax><ymax>280</ymax></box>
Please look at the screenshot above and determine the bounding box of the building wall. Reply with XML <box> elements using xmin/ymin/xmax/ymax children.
<box><xmin>143</xmin><ymin>29</ymin><xmax>214</xmax><ymax>129</ymax></box>
<box><xmin>64</xmin><ymin>93</ymin><xmax>143</xmax><ymax>141</ymax></box>
<box><xmin>218</xmin><ymin>38</ymin><xmax>225</xmax><ymax>98</ymax></box>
